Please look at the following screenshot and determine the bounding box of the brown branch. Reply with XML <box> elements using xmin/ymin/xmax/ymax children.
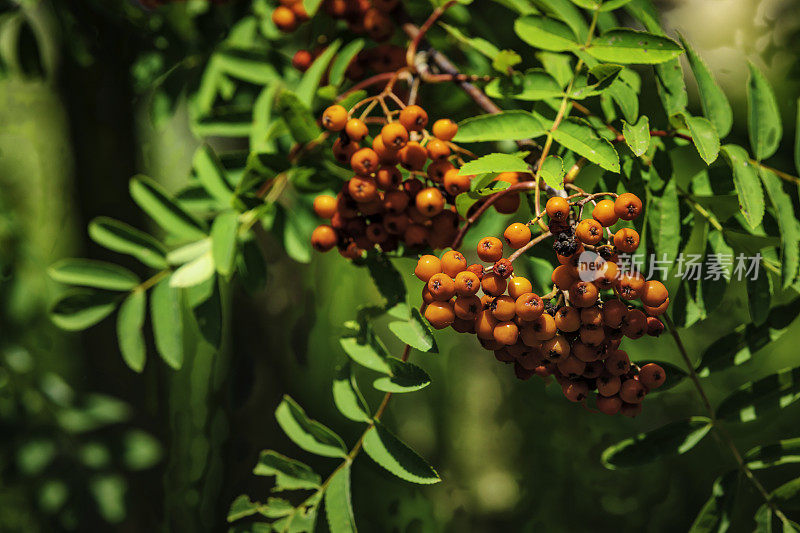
<box><xmin>337</xmin><ymin>72</ymin><xmax>396</xmax><ymax>100</ymax></box>
<box><xmin>508</xmin><ymin>231</ymin><xmax>552</xmax><ymax>262</ymax></box>
<box><xmin>406</xmin><ymin>0</ymin><xmax>457</xmax><ymax>72</ymax></box>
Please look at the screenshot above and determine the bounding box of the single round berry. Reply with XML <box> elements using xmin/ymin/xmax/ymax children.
<box><xmin>562</xmin><ymin>381</ymin><xmax>589</xmax><ymax>402</ymax></box>
<box><xmin>597</xmin><ymin>375</ymin><xmax>621</xmax><ymax>397</ymax></box>
<box><xmin>427</xmin><ymin>272</ymin><xmax>455</xmax><ymax>301</ymax></box>
<box><xmin>415</xmin><ymin>187</ymin><xmax>445</xmax><ymax>218</ymax></box>
<box><xmin>372</xmin><ymin>135</ymin><xmax>399</xmax><ymax>165</ymax></box>
<box><xmin>493</xmin><ymin>321</ymin><xmax>520</xmax><ymax>346</ymax></box>
<box><xmin>579</xmin><ymin>326</ymin><xmax>605</xmax><ymax>346</ymax></box>
<box><xmin>614</xmin><ymin>193</ymin><xmax>643</xmax><ymax>221</ymax></box>
<box><xmin>426</xmin><ymin>139</ymin><xmax>451</xmax><ymax>160</ymax></box>
<box><xmin>491</xmin><ymin>295</ymin><xmax>517</xmax><ymax>321</ymax></box>
<box><xmin>380</xmin><ymin>122</ymin><xmax>409</xmax><ymax>150</ymax></box>
<box><xmin>272</xmin><ymin>6</ymin><xmax>298</xmax><ymax>31</ymax></box>
<box><xmin>639</xmin><ymin>363</ymin><xmax>666</xmax><ymax>389</ymax></box>
<box><xmin>313</xmin><ymin>195</ymin><xmax>337</xmax><ymax>219</ymax></box>
<box><xmin>493</xmin><ymin>258</ymin><xmax>513</xmax><ymax>279</ymax></box>
<box><xmin>576</xmin><ymin>219</ymin><xmax>603</xmax><ymax>245</ymax></box>
<box><xmin>572</xmin><ymin>342</ymin><xmax>598</xmax><ymax>362</ymax></box>
<box><xmin>515</xmin><ymin>293</ymin><xmax>544</xmax><ymax>321</ymax></box>
<box><xmin>494</xmin><ymin>192</ymin><xmax>520</xmax><ymax>214</ymax></box>
<box><xmin>345</xmin><ymin>118</ymin><xmax>369</xmax><ymax>142</ymax></box>
<box><xmin>551</xmin><ymin>264</ymin><xmax>577</xmax><ymax>291</ymax></box>
<box><xmin>557</xmin><ymin>355</ymin><xmax>585</xmax><ymax>378</ymax></box>
<box><xmin>311</xmin><ymin>225</ymin><xmax>337</xmax><ymax>252</ymax></box>
<box><xmin>554</xmin><ymin>306</ymin><xmax>580</xmax><ymax>332</ymax></box>
<box><xmin>427</xmin><ymin>160</ymin><xmax>454</xmax><ymax>183</ymax></box>
<box><xmin>432</xmin><ymin>118</ymin><xmax>458</xmax><ymax>141</ymax></box>
<box><xmin>424</xmin><ymin>301</ymin><xmax>455</xmax><ymax>329</ymax></box>
<box><xmin>641</xmin><ymin>280</ymin><xmax>668</xmax><ymax>307</ymax></box>
<box><xmin>477</xmin><ymin>237</ymin><xmax>503</xmax><ymax>263</ymax></box>
<box><xmin>592</xmin><ymin>199</ymin><xmax>619</xmax><ymax>227</ymax></box>
<box><xmin>398</xmin><ymin>142</ymin><xmax>428</xmax><ymax>171</ymax></box>
<box><xmin>347</xmin><ymin>176</ymin><xmax>378</xmax><ymax>203</ymax></box>
<box><xmin>504</xmin><ymin>223</ymin><xmax>532</xmax><ymax>249</ymax></box>
<box><xmin>602</xmin><ymin>300</ymin><xmax>627</xmax><ymax>329</ymax></box>
<box><xmin>542</xmin><ymin>334</ymin><xmax>570</xmax><ymax>362</ymax></box>
<box><xmin>441</xmin><ymin>250</ymin><xmax>467</xmax><ymax>278</ymax></box>
<box><xmin>332</xmin><ymin>138</ymin><xmax>358</xmax><ymax>164</ymax></box>
<box><xmin>404</xmin><ymin>224</ymin><xmax>428</xmax><ymax>247</ymax></box>
<box><xmin>605</xmin><ymin>349</ymin><xmax>630</xmax><ymax>376</ymax></box>
<box><xmin>568</xmin><ymin>281</ymin><xmax>598</xmax><ymax>308</ymax></box>
<box><xmin>546</xmin><ymin>197</ymin><xmax>570</xmax><ymax>222</ymax></box>
<box><xmin>454</xmin><ymin>295</ymin><xmax>482</xmax><ymax>320</ymax></box>
<box><xmin>322</xmin><ymin>104</ymin><xmax>348</xmax><ymax>131</ymax></box>
<box><xmin>615</xmin><ymin>271</ymin><xmax>645</xmax><ymax>300</ymax></box>
<box><xmin>613</xmin><ymin>228</ymin><xmax>640</xmax><ymax>253</ymax></box>
<box><xmin>596</xmin><ymin>395</ymin><xmax>623</xmax><ymax>415</ymax></box>
<box><xmin>620</xmin><ymin>379</ymin><xmax>647</xmax><ymax>404</ymax></box>
<box><xmin>292</xmin><ymin>49</ymin><xmax>313</xmax><ymax>71</ymax></box>
<box><xmin>644</xmin><ymin>298</ymin><xmax>670</xmax><ymax>317</ymax></box>
<box><xmin>621</xmin><ymin>309</ymin><xmax>647</xmax><ymax>339</ymax></box>
<box><xmin>481</xmin><ymin>272</ymin><xmax>507</xmax><ymax>297</ymax></box>
<box><xmin>383</xmin><ymin>190</ymin><xmax>409</xmax><ymax>213</ymax></box>
<box><xmin>444</xmin><ymin>169</ymin><xmax>471</xmax><ymax>195</ymax></box>
<box><xmin>507</xmin><ymin>276</ymin><xmax>532</xmax><ymax>299</ymax></box>
<box><xmin>475</xmin><ymin>309</ymin><xmax>498</xmax><ymax>340</ymax></box>
<box><xmin>414</xmin><ymin>255</ymin><xmax>442</xmax><ymax>282</ymax></box>
<box><xmin>399</xmin><ymin>105</ymin><xmax>428</xmax><ymax>132</ymax></box>
<box><xmin>375</xmin><ymin>166</ymin><xmax>402</xmax><ymax>190</ymax></box>
<box><xmin>580</xmin><ymin>306</ymin><xmax>604</xmax><ymax>329</ymax></box>
<box><xmin>454</xmin><ymin>271</ymin><xmax>480</xmax><ymax>296</ymax></box>
<box><xmin>351</xmin><ymin>148</ymin><xmax>380</xmax><ymax>176</ymax></box>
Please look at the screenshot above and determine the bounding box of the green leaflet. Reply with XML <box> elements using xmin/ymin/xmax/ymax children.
<box><xmin>372</xmin><ymin>358</ymin><xmax>431</xmax><ymax>393</ymax></box>
<box><xmin>332</xmin><ymin>362</ymin><xmax>371</xmax><ymax>423</ymax></box>
<box><xmin>388</xmin><ymin>308</ymin><xmax>438</xmax><ymax>353</ymax></box>
<box><xmin>514</xmin><ymin>16</ymin><xmax>580</xmax><ymax>52</ymax></box>
<box><xmin>129</xmin><ymin>175</ymin><xmax>207</xmax><ymax>241</ymax></box>
<box><xmin>459</xmin><ymin>153</ymin><xmax>530</xmax><ymax>175</ymax></box>
<box><xmin>688</xmin><ymin>471</ymin><xmax>738</xmax><ymax>533</ymax></box>
<box><xmin>745</xmin><ymin>437</ymin><xmax>800</xmax><ymax>470</ymax></box>
<box><xmin>211</xmin><ymin>211</ymin><xmax>239</xmax><ymax>277</ymax></box>
<box><xmin>680</xmin><ymin>34</ymin><xmax>732</xmax><ymax>137</ymax></box>
<box><xmin>552</xmin><ymin>118</ymin><xmax>620</xmax><ymax>172</ymax></box>
<box><xmin>622</xmin><ymin>116</ymin><xmax>650</xmax><ymax>156</ymax></box>
<box><xmin>329</xmin><ymin>39</ymin><xmax>364</xmax><ymax>87</ymax></box>
<box><xmin>324</xmin><ymin>463</ymin><xmax>356</xmax><ymax>533</ymax></box>
<box><xmin>716</xmin><ymin>366</ymin><xmax>800</xmax><ymax>423</ymax></box>
<box><xmin>274</xmin><ymin>395</ymin><xmax>347</xmax><ymax>458</ymax></box>
<box><xmin>454</xmin><ymin>111</ymin><xmax>545</xmax><ymax>142</ymax></box>
<box><xmin>747</xmin><ymin>62</ymin><xmax>782</xmax><ymax>161</ymax></box>
<box><xmin>760</xmin><ymin>168</ymin><xmax>799</xmax><ymax>288</ymax></box>
<box><xmin>117</xmin><ymin>290</ymin><xmax>147</xmax><ymax>373</ymax></box>
<box><xmin>601</xmin><ymin>417</ymin><xmax>712</xmax><ymax>469</ymax></box>
<box><xmin>150</xmin><ymin>277</ymin><xmax>184</xmax><ymax>370</ymax></box>
<box><xmin>252</xmin><ymin>450</ymin><xmax>321</xmax><ymax>491</ymax></box>
<box><xmin>296</xmin><ymin>40</ymin><xmax>340</xmax><ymax>107</ymax></box>
<box><xmin>88</xmin><ymin>217</ymin><xmax>168</xmax><ymax>269</ymax></box>
<box><xmin>585</xmin><ymin>29</ymin><xmax>683</xmax><ymax>64</ymax></box>
<box><xmin>49</xmin><ymin>259</ymin><xmax>139</xmax><ymax>291</ymax></box>
<box><xmin>51</xmin><ymin>290</ymin><xmax>120</xmax><ymax>331</ymax></box>
<box><xmin>684</xmin><ymin>115</ymin><xmax>720</xmax><ymax>165</ymax></box>
<box><xmin>362</xmin><ymin>424</ymin><xmax>441</xmax><ymax>484</ymax></box>
<box><xmin>720</xmin><ymin>144</ymin><xmax>765</xmax><ymax>229</ymax></box>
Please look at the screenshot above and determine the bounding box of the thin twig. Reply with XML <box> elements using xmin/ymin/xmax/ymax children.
<box><xmin>508</xmin><ymin>231</ymin><xmax>552</xmax><ymax>262</ymax></box>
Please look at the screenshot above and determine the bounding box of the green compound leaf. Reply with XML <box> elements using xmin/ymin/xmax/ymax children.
<box><xmin>362</xmin><ymin>424</ymin><xmax>441</xmax><ymax>484</ymax></box>
<box><xmin>193</xmin><ymin>144</ymin><xmax>234</xmax><ymax>205</ymax></box>
<box><xmin>297</xmin><ymin>40</ymin><xmax>340</xmax><ymax>107</ymax></box>
<box><xmin>514</xmin><ymin>16</ymin><xmax>580</xmax><ymax>52</ymax></box>
<box><xmin>485</xmin><ymin>69</ymin><xmax>563</xmax><ymax>101</ymax></box>
<box><xmin>454</xmin><ymin>111</ymin><xmax>545</xmax><ymax>143</ymax></box>
<box><xmin>533</xmin><ymin>0</ymin><xmax>589</xmax><ymax>42</ymax></box>
<box><xmin>745</xmin><ymin>437</ymin><xmax>800</xmax><ymax>470</ymax></box>
<box><xmin>333</xmin><ymin>362</ymin><xmax>371</xmax><ymax>423</ymax></box>
<box><xmin>49</xmin><ymin>259</ymin><xmax>139</xmax><ymax>291</ymax></box>
<box><xmin>372</xmin><ymin>358</ymin><xmax>431</xmax><ymax>393</ymax></box>
<box><xmin>552</xmin><ymin>118</ymin><xmax>620</xmax><ymax>172</ymax></box>
<box><xmin>252</xmin><ymin>450</ymin><xmax>321</xmax><ymax>491</ymax></box>
<box><xmin>622</xmin><ymin>116</ymin><xmax>650</xmax><ymax>157</ymax></box>
<box><xmin>388</xmin><ymin>308</ymin><xmax>438</xmax><ymax>353</ymax></box>
<box><xmin>459</xmin><ymin>153</ymin><xmax>530</xmax><ymax>175</ymax></box>
<box><xmin>275</xmin><ymin>395</ymin><xmax>347</xmax><ymax>458</ymax></box>
<box><xmin>88</xmin><ymin>217</ymin><xmax>168</xmax><ymax>269</ymax></box>
<box><xmin>720</xmin><ymin>144</ymin><xmax>765</xmax><ymax>229</ymax></box>
<box><xmin>276</xmin><ymin>90</ymin><xmax>321</xmax><ymax>145</ymax></box>
<box><xmin>117</xmin><ymin>290</ymin><xmax>147</xmax><ymax>373</ymax></box>
<box><xmin>680</xmin><ymin>34</ymin><xmax>732</xmax><ymax>137</ymax></box>
<box><xmin>324</xmin><ymin>463</ymin><xmax>356</xmax><ymax>533</ymax></box>
<box><xmin>586</xmin><ymin>29</ymin><xmax>683</xmax><ymax>64</ymax></box>
<box><xmin>760</xmin><ymin>168</ymin><xmax>800</xmax><ymax>288</ymax></box>
<box><xmin>129</xmin><ymin>175</ymin><xmax>207</xmax><ymax>241</ymax></box>
<box><xmin>684</xmin><ymin>115</ymin><xmax>720</xmax><ymax>165</ymax></box>
<box><xmin>747</xmin><ymin>62</ymin><xmax>782</xmax><ymax>161</ymax></box>
<box><xmin>716</xmin><ymin>366</ymin><xmax>800</xmax><ymax>423</ymax></box>
<box><xmin>51</xmin><ymin>290</ymin><xmax>120</xmax><ymax>331</ymax></box>
<box><xmin>688</xmin><ymin>471</ymin><xmax>738</xmax><ymax>533</ymax></box>
<box><xmin>329</xmin><ymin>39</ymin><xmax>364</xmax><ymax>87</ymax></box>
<box><xmin>601</xmin><ymin>416</ymin><xmax>712</xmax><ymax>469</ymax></box>
<box><xmin>150</xmin><ymin>277</ymin><xmax>184</xmax><ymax>370</ymax></box>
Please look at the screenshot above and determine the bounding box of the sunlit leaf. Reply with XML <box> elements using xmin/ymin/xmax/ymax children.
<box><xmin>514</xmin><ymin>16</ymin><xmax>580</xmax><ymax>52</ymax></box>
<box><xmin>760</xmin><ymin>168</ymin><xmax>799</xmax><ymax>288</ymax></box>
<box><xmin>745</xmin><ymin>437</ymin><xmax>800</xmax><ymax>470</ymax></box>
<box><xmin>130</xmin><ymin>175</ymin><xmax>207</xmax><ymax>241</ymax></box>
<box><xmin>88</xmin><ymin>217</ymin><xmax>168</xmax><ymax>269</ymax></box>
<box><xmin>585</xmin><ymin>29</ymin><xmax>683</xmax><ymax>64</ymax></box>
<box><xmin>716</xmin><ymin>366</ymin><xmax>800</xmax><ymax>423</ymax></box>
<box><xmin>333</xmin><ymin>362</ymin><xmax>371</xmax><ymax>422</ymax></box>
<box><xmin>117</xmin><ymin>290</ymin><xmax>146</xmax><ymax>373</ymax></box>
<box><xmin>680</xmin><ymin>34</ymin><xmax>732</xmax><ymax>137</ymax></box>
<box><xmin>49</xmin><ymin>259</ymin><xmax>139</xmax><ymax>291</ymax></box>
<box><xmin>253</xmin><ymin>450</ymin><xmax>321</xmax><ymax>490</ymax></box>
<box><xmin>684</xmin><ymin>115</ymin><xmax>720</xmax><ymax>165</ymax></box>
<box><xmin>601</xmin><ymin>417</ymin><xmax>712</xmax><ymax>469</ymax></box>
<box><xmin>622</xmin><ymin>116</ymin><xmax>650</xmax><ymax>156</ymax></box>
<box><xmin>51</xmin><ymin>290</ymin><xmax>119</xmax><ymax>331</ymax></box>
<box><xmin>372</xmin><ymin>358</ymin><xmax>431</xmax><ymax>393</ymax></box>
<box><xmin>552</xmin><ymin>118</ymin><xmax>620</xmax><ymax>172</ymax></box>
<box><xmin>747</xmin><ymin>62</ymin><xmax>782</xmax><ymax>161</ymax></box>
<box><xmin>388</xmin><ymin>308</ymin><xmax>438</xmax><ymax>353</ymax></box>
<box><xmin>362</xmin><ymin>424</ymin><xmax>441</xmax><ymax>484</ymax></box>
<box><xmin>275</xmin><ymin>395</ymin><xmax>347</xmax><ymax>458</ymax></box>
<box><xmin>459</xmin><ymin>153</ymin><xmax>530</xmax><ymax>175</ymax></box>
<box><xmin>454</xmin><ymin>111</ymin><xmax>545</xmax><ymax>143</ymax></box>
<box><xmin>150</xmin><ymin>277</ymin><xmax>184</xmax><ymax>370</ymax></box>
<box><xmin>720</xmin><ymin>144</ymin><xmax>765</xmax><ymax>229</ymax></box>
<box><xmin>325</xmin><ymin>463</ymin><xmax>356</xmax><ymax>533</ymax></box>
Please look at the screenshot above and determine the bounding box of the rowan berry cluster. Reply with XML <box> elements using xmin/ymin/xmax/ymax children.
<box><xmin>413</xmin><ymin>190</ymin><xmax>670</xmax><ymax>416</ymax></box>
<box><xmin>311</xmin><ymin>100</ymin><xmax>473</xmax><ymax>259</ymax></box>
<box><xmin>273</xmin><ymin>0</ymin><xmax>398</xmax><ymax>41</ymax></box>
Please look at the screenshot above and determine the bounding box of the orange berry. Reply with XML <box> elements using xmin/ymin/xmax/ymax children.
<box><xmin>641</xmin><ymin>280</ymin><xmax>668</xmax><ymax>307</ymax></box>
<box><xmin>580</xmin><ymin>306</ymin><xmax>603</xmax><ymax>328</ymax></box>
<box><xmin>554</xmin><ymin>306</ymin><xmax>580</xmax><ymax>332</ymax></box>
<box><xmin>644</xmin><ymin>297</ymin><xmax>669</xmax><ymax>316</ymax></box>
<box><xmin>605</xmin><ymin>350</ymin><xmax>630</xmax><ymax>376</ymax></box>
<box><xmin>383</xmin><ymin>189</ymin><xmax>408</xmax><ymax>213</ymax></box>
<box><xmin>621</xmin><ymin>309</ymin><xmax>647</xmax><ymax>339</ymax></box>
<box><xmin>543</xmin><ymin>334</ymin><xmax>570</xmax><ymax>362</ymax></box>
<box><xmin>515</xmin><ymin>293</ymin><xmax>544</xmax><ymax>321</ymax></box>
<box><xmin>372</xmin><ymin>135</ymin><xmax>399</xmax><ymax>165</ymax></box>
<box><xmin>427</xmin><ymin>160</ymin><xmax>454</xmax><ymax>183</ymax></box>
<box><xmin>602</xmin><ymin>299</ymin><xmax>628</xmax><ymax>328</ymax></box>
<box><xmin>424</xmin><ymin>301</ymin><xmax>455</xmax><ymax>329</ymax></box>
<box><xmin>614</xmin><ymin>193</ymin><xmax>643</xmax><ymax>221</ymax></box>
<box><xmin>414</xmin><ymin>254</ymin><xmax>442</xmax><ymax>282</ymax></box>
<box><xmin>427</xmin><ymin>272</ymin><xmax>455</xmax><ymax>301</ymax></box>
<box><xmin>530</xmin><ymin>313</ymin><xmax>557</xmax><ymax>342</ymax></box>
<box><xmin>426</xmin><ymin>139</ymin><xmax>451</xmax><ymax>160</ymax></box>
<box><xmin>493</xmin><ymin>321</ymin><xmax>519</xmax><ymax>346</ymax></box>
<box><xmin>545</xmin><ymin>197</ymin><xmax>570</xmax><ymax>221</ymax></box>
<box><xmin>441</xmin><ymin>250</ymin><xmax>467</xmax><ymax>278</ymax></box>
<box><xmin>375</xmin><ymin>166</ymin><xmax>402</xmax><ymax>190</ymax></box>
<box><xmin>481</xmin><ymin>272</ymin><xmax>507</xmax><ymax>297</ymax></box>
<box><xmin>620</xmin><ymin>379</ymin><xmax>647</xmax><ymax>404</ymax></box>
<box><xmin>476</xmin><ymin>237</ymin><xmax>503</xmax><ymax>263</ymax></box>
<box><xmin>313</xmin><ymin>195</ymin><xmax>337</xmax><ymax>219</ymax></box>
<box><xmin>615</xmin><ymin>271</ymin><xmax>645</xmax><ymax>300</ymax></box>
<box><xmin>350</xmin><ymin>148</ymin><xmax>380</xmax><ymax>176</ymax></box>
<box><xmin>383</xmin><ymin>213</ymin><xmax>408</xmax><ymax>235</ymax></box>
<box><xmin>399</xmin><ymin>105</ymin><xmax>428</xmax><ymax>132</ymax></box>
<box><xmin>345</xmin><ymin>118</ymin><xmax>368</xmax><ymax>142</ymax></box>
<box><xmin>507</xmin><ymin>276</ymin><xmax>532</xmax><ymax>299</ymax></box>
<box><xmin>579</xmin><ymin>326</ymin><xmax>605</xmax><ymax>346</ymax></box>
<box><xmin>272</xmin><ymin>6</ymin><xmax>298</xmax><ymax>31</ymax></box>
<box><xmin>404</xmin><ymin>224</ymin><xmax>428</xmax><ymax>247</ymax></box>
<box><xmin>311</xmin><ymin>225</ymin><xmax>337</xmax><ymax>252</ymax></box>
<box><xmin>398</xmin><ymin>141</ymin><xmax>428</xmax><ymax>171</ymax></box>
<box><xmin>443</xmin><ymin>169</ymin><xmax>471</xmax><ymax>195</ymax></box>
<box><xmin>568</xmin><ymin>281</ymin><xmax>598</xmax><ymax>307</ymax></box>
<box><xmin>380</xmin><ymin>122</ymin><xmax>409</xmax><ymax>150</ymax></box>
<box><xmin>503</xmin><ymin>223</ymin><xmax>532</xmax><ymax>249</ymax></box>
<box><xmin>322</xmin><ymin>104</ymin><xmax>348</xmax><ymax>131</ymax></box>
<box><xmin>494</xmin><ymin>192</ymin><xmax>520</xmax><ymax>214</ymax></box>
<box><xmin>292</xmin><ymin>49</ymin><xmax>313</xmax><ymax>71</ymax></box>
<box><xmin>475</xmin><ymin>309</ymin><xmax>498</xmax><ymax>340</ymax></box>
<box><xmin>613</xmin><ymin>228</ymin><xmax>640</xmax><ymax>253</ymax></box>
<box><xmin>596</xmin><ymin>395</ymin><xmax>622</xmax><ymax>415</ymax></box>
<box><xmin>639</xmin><ymin>363</ymin><xmax>666</xmax><ymax>389</ymax></box>
<box><xmin>551</xmin><ymin>264</ymin><xmax>577</xmax><ymax>291</ymax></box>
<box><xmin>454</xmin><ymin>271</ymin><xmax>480</xmax><ymax>296</ymax></box>
<box><xmin>576</xmin><ymin>219</ymin><xmax>603</xmax><ymax>245</ymax></box>
<box><xmin>453</xmin><ymin>295</ymin><xmax>482</xmax><ymax>320</ymax></box>
<box><xmin>332</xmin><ymin>139</ymin><xmax>358</xmax><ymax>164</ymax></box>
<box><xmin>347</xmin><ymin>176</ymin><xmax>378</xmax><ymax>203</ymax></box>
<box><xmin>495</xmin><ymin>172</ymin><xmax>520</xmax><ymax>185</ymax></box>
<box><xmin>562</xmin><ymin>380</ymin><xmax>588</xmax><ymax>402</ymax></box>
<box><xmin>432</xmin><ymin>118</ymin><xmax>458</xmax><ymax>141</ymax></box>
<box><xmin>415</xmin><ymin>187</ymin><xmax>445</xmax><ymax>217</ymax></box>
<box><xmin>592</xmin><ymin>199</ymin><xmax>619</xmax><ymax>227</ymax></box>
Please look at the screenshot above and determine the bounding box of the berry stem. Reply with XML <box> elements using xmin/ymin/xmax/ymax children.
<box><xmin>337</xmin><ymin>72</ymin><xmax>396</xmax><ymax>100</ymax></box>
<box><xmin>508</xmin><ymin>231</ymin><xmax>552</xmax><ymax>263</ymax></box>
<box><xmin>664</xmin><ymin>315</ymin><xmax>793</xmax><ymax>527</ymax></box>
